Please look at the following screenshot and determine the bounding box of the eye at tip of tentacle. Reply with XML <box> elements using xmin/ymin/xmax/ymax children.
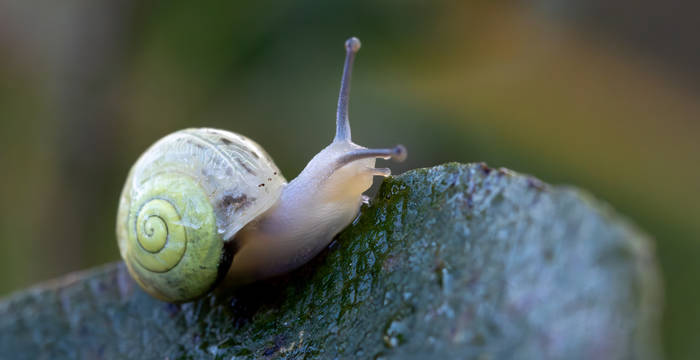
<box><xmin>392</xmin><ymin>145</ymin><xmax>407</xmax><ymax>162</ymax></box>
<box><xmin>345</xmin><ymin>37</ymin><xmax>361</xmax><ymax>53</ymax></box>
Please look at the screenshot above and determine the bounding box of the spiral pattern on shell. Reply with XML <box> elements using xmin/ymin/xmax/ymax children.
<box><xmin>131</xmin><ymin>199</ymin><xmax>187</xmax><ymax>272</ymax></box>
<box><xmin>117</xmin><ymin>173</ymin><xmax>223</xmax><ymax>302</ymax></box>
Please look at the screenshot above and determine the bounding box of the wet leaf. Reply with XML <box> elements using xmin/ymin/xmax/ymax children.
<box><xmin>0</xmin><ymin>163</ymin><xmax>662</xmax><ymax>359</ymax></box>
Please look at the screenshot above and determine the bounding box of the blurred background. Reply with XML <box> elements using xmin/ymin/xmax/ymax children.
<box><xmin>0</xmin><ymin>1</ymin><xmax>698</xmax><ymax>358</ymax></box>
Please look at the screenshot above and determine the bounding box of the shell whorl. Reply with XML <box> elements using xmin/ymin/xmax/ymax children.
<box><xmin>132</xmin><ymin>198</ymin><xmax>186</xmax><ymax>272</ymax></box>
<box><xmin>119</xmin><ymin>173</ymin><xmax>221</xmax><ymax>302</ymax></box>
<box><xmin>116</xmin><ymin>128</ymin><xmax>287</xmax><ymax>302</ymax></box>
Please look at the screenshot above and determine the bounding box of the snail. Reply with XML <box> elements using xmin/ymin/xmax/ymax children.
<box><xmin>116</xmin><ymin>37</ymin><xmax>406</xmax><ymax>302</ymax></box>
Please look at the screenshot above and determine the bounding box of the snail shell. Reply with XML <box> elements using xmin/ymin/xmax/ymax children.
<box><xmin>116</xmin><ymin>128</ymin><xmax>285</xmax><ymax>302</ymax></box>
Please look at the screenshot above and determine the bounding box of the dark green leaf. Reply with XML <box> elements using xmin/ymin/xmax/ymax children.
<box><xmin>0</xmin><ymin>163</ymin><xmax>662</xmax><ymax>359</ymax></box>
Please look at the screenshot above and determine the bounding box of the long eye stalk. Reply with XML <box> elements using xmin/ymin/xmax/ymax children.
<box><xmin>335</xmin><ymin>37</ymin><xmax>361</xmax><ymax>142</ymax></box>
<box><xmin>335</xmin><ymin>145</ymin><xmax>407</xmax><ymax>171</ymax></box>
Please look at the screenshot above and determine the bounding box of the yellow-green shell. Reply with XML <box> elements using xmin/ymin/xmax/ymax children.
<box><xmin>116</xmin><ymin>128</ymin><xmax>287</xmax><ymax>302</ymax></box>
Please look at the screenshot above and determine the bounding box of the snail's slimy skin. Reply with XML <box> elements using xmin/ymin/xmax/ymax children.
<box><xmin>116</xmin><ymin>37</ymin><xmax>406</xmax><ymax>302</ymax></box>
<box><xmin>225</xmin><ymin>141</ymin><xmax>380</xmax><ymax>286</ymax></box>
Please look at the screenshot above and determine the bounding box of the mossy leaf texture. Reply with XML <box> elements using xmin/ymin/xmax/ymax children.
<box><xmin>0</xmin><ymin>163</ymin><xmax>661</xmax><ymax>359</ymax></box>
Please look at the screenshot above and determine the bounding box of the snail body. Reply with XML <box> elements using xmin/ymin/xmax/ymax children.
<box><xmin>116</xmin><ymin>38</ymin><xmax>406</xmax><ymax>302</ymax></box>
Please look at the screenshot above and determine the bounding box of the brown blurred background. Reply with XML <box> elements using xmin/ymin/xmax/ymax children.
<box><xmin>0</xmin><ymin>1</ymin><xmax>698</xmax><ymax>358</ymax></box>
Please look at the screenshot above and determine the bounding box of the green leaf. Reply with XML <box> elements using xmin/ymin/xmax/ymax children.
<box><xmin>0</xmin><ymin>163</ymin><xmax>662</xmax><ymax>359</ymax></box>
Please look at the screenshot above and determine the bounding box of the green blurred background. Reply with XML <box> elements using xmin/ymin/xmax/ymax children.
<box><xmin>0</xmin><ymin>1</ymin><xmax>698</xmax><ymax>358</ymax></box>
